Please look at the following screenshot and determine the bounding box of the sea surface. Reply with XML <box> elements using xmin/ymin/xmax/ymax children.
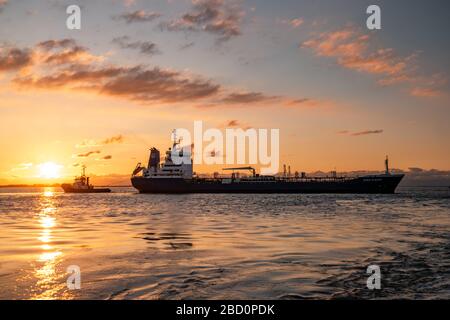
<box><xmin>0</xmin><ymin>186</ymin><xmax>449</xmax><ymax>300</ymax></box>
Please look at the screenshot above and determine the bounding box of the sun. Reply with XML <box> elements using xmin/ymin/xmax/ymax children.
<box><xmin>38</xmin><ymin>162</ymin><xmax>62</xmax><ymax>179</ymax></box>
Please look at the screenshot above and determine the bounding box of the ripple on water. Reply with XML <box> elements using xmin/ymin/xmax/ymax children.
<box><xmin>0</xmin><ymin>186</ymin><xmax>449</xmax><ymax>299</ymax></box>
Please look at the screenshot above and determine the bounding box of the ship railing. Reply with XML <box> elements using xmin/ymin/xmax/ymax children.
<box><xmin>275</xmin><ymin>176</ymin><xmax>354</xmax><ymax>182</ymax></box>
<box><xmin>190</xmin><ymin>175</ymin><xmax>356</xmax><ymax>183</ymax></box>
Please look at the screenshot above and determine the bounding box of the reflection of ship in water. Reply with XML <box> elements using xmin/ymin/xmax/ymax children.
<box><xmin>131</xmin><ymin>131</ymin><xmax>404</xmax><ymax>194</ymax></box>
<box><xmin>61</xmin><ymin>166</ymin><xmax>111</xmax><ymax>193</ymax></box>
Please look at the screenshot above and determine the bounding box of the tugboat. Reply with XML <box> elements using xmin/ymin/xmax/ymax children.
<box><xmin>61</xmin><ymin>166</ymin><xmax>111</xmax><ymax>193</ymax></box>
<box><xmin>131</xmin><ymin>131</ymin><xmax>404</xmax><ymax>194</ymax></box>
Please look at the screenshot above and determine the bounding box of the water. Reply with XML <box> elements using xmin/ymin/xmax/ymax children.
<box><xmin>0</xmin><ymin>187</ymin><xmax>449</xmax><ymax>300</ymax></box>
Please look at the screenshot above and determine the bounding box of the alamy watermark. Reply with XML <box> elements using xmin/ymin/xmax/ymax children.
<box><xmin>67</xmin><ymin>265</ymin><xmax>81</xmax><ymax>290</ymax></box>
<box><xmin>366</xmin><ymin>265</ymin><xmax>381</xmax><ymax>290</ymax></box>
<box><xmin>366</xmin><ymin>5</ymin><xmax>381</xmax><ymax>30</ymax></box>
<box><xmin>66</xmin><ymin>5</ymin><xmax>81</xmax><ymax>30</ymax></box>
<box><xmin>170</xmin><ymin>121</ymin><xmax>280</xmax><ymax>175</ymax></box>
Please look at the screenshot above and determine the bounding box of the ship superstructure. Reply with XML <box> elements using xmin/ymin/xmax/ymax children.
<box><xmin>61</xmin><ymin>166</ymin><xmax>111</xmax><ymax>193</ymax></box>
<box><xmin>132</xmin><ymin>131</ymin><xmax>193</xmax><ymax>180</ymax></box>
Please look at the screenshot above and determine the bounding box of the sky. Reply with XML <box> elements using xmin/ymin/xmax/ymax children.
<box><xmin>0</xmin><ymin>0</ymin><xmax>449</xmax><ymax>185</ymax></box>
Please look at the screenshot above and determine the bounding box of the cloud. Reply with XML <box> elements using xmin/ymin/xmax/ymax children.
<box><xmin>36</xmin><ymin>39</ymin><xmax>99</xmax><ymax>65</ymax></box>
<box><xmin>102</xmin><ymin>135</ymin><xmax>124</xmax><ymax>145</ymax></box>
<box><xmin>226</xmin><ymin>119</ymin><xmax>239</xmax><ymax>127</ymax></box>
<box><xmin>351</xmin><ymin>130</ymin><xmax>383</xmax><ymax>136</ymax></box>
<box><xmin>37</xmin><ymin>39</ymin><xmax>77</xmax><ymax>50</ymax></box>
<box><xmin>410</xmin><ymin>87</ymin><xmax>442</xmax><ymax>98</ymax></box>
<box><xmin>203</xmin><ymin>92</ymin><xmax>327</xmax><ymax>109</ymax></box>
<box><xmin>112</xmin><ymin>36</ymin><xmax>160</xmax><ymax>56</ymax></box>
<box><xmin>5</xmin><ymin>39</ymin><xmax>324</xmax><ymax>109</ymax></box>
<box><xmin>221</xmin><ymin>92</ymin><xmax>279</xmax><ymax>104</ymax></box>
<box><xmin>290</xmin><ymin>18</ymin><xmax>304</xmax><ymax>28</ymax></box>
<box><xmin>279</xmin><ymin>17</ymin><xmax>304</xmax><ymax>28</ymax></box>
<box><xmin>219</xmin><ymin>119</ymin><xmax>252</xmax><ymax>129</ymax></box>
<box><xmin>9</xmin><ymin>41</ymin><xmax>216</xmax><ymax>104</ymax></box>
<box><xmin>77</xmin><ymin>135</ymin><xmax>124</xmax><ymax>148</ymax></box>
<box><xmin>115</xmin><ymin>10</ymin><xmax>161</xmax><ymax>24</ymax></box>
<box><xmin>14</xmin><ymin>64</ymin><xmax>221</xmax><ymax>104</ymax></box>
<box><xmin>159</xmin><ymin>0</ymin><xmax>245</xmax><ymax>42</ymax></box>
<box><xmin>180</xmin><ymin>42</ymin><xmax>195</xmax><ymax>50</ymax></box>
<box><xmin>283</xmin><ymin>98</ymin><xmax>328</xmax><ymax>109</ymax></box>
<box><xmin>338</xmin><ymin>129</ymin><xmax>384</xmax><ymax>136</ymax></box>
<box><xmin>31</xmin><ymin>39</ymin><xmax>103</xmax><ymax>68</ymax></box>
<box><xmin>302</xmin><ymin>27</ymin><xmax>446</xmax><ymax>98</ymax></box>
<box><xmin>77</xmin><ymin>150</ymin><xmax>101</xmax><ymax>158</ymax></box>
<box><xmin>302</xmin><ymin>29</ymin><xmax>408</xmax><ymax>76</ymax></box>
<box><xmin>0</xmin><ymin>0</ymin><xmax>7</xmax><ymax>12</ymax></box>
<box><xmin>0</xmin><ymin>47</ymin><xmax>32</xmax><ymax>71</ymax></box>
<box><xmin>123</xmin><ymin>0</ymin><xmax>135</xmax><ymax>7</ymax></box>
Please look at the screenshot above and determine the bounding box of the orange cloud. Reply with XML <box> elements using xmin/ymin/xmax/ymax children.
<box><xmin>123</xmin><ymin>0</ymin><xmax>135</xmax><ymax>7</ymax></box>
<box><xmin>76</xmin><ymin>150</ymin><xmax>101</xmax><ymax>158</ymax></box>
<box><xmin>302</xmin><ymin>27</ymin><xmax>446</xmax><ymax>98</ymax></box>
<box><xmin>302</xmin><ymin>29</ymin><xmax>409</xmax><ymax>78</ymax></box>
<box><xmin>219</xmin><ymin>119</ymin><xmax>252</xmax><ymax>129</ymax></box>
<box><xmin>102</xmin><ymin>135</ymin><xmax>124</xmax><ymax>145</ymax></box>
<box><xmin>0</xmin><ymin>0</ymin><xmax>7</xmax><ymax>12</ymax></box>
<box><xmin>351</xmin><ymin>130</ymin><xmax>383</xmax><ymax>136</ymax></box>
<box><xmin>4</xmin><ymin>39</ymin><xmax>328</xmax><ymax>110</ymax></box>
<box><xmin>289</xmin><ymin>18</ymin><xmax>304</xmax><ymax>28</ymax></box>
<box><xmin>226</xmin><ymin>120</ymin><xmax>239</xmax><ymax>127</ymax></box>
<box><xmin>221</xmin><ymin>92</ymin><xmax>279</xmax><ymax>104</ymax></box>
<box><xmin>115</xmin><ymin>10</ymin><xmax>161</xmax><ymax>24</ymax></box>
<box><xmin>410</xmin><ymin>87</ymin><xmax>442</xmax><ymax>98</ymax></box>
<box><xmin>283</xmin><ymin>98</ymin><xmax>326</xmax><ymax>108</ymax></box>
<box><xmin>77</xmin><ymin>135</ymin><xmax>124</xmax><ymax>148</ymax></box>
<box><xmin>35</xmin><ymin>39</ymin><xmax>101</xmax><ymax>66</ymax></box>
<box><xmin>0</xmin><ymin>47</ymin><xmax>32</xmax><ymax>71</ymax></box>
<box><xmin>14</xmin><ymin>64</ymin><xmax>221</xmax><ymax>104</ymax></box>
<box><xmin>338</xmin><ymin>129</ymin><xmax>384</xmax><ymax>136</ymax></box>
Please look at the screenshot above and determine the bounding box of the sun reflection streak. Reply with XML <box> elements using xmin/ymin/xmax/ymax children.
<box><xmin>43</xmin><ymin>190</ymin><xmax>54</xmax><ymax>198</ymax></box>
<box><xmin>40</xmin><ymin>216</ymin><xmax>56</xmax><ymax>229</ymax></box>
<box><xmin>31</xmin><ymin>189</ymin><xmax>71</xmax><ymax>300</ymax></box>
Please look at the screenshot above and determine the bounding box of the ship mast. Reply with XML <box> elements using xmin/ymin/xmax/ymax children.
<box><xmin>172</xmin><ymin>129</ymin><xmax>182</xmax><ymax>148</ymax></box>
<box><xmin>385</xmin><ymin>156</ymin><xmax>390</xmax><ymax>175</ymax></box>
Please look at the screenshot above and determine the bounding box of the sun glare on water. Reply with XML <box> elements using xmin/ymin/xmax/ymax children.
<box><xmin>38</xmin><ymin>162</ymin><xmax>62</xmax><ymax>179</ymax></box>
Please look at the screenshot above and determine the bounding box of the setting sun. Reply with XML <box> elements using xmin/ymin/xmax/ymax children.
<box><xmin>38</xmin><ymin>162</ymin><xmax>62</xmax><ymax>179</ymax></box>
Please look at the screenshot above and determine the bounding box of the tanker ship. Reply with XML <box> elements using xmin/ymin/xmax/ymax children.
<box><xmin>131</xmin><ymin>134</ymin><xmax>404</xmax><ymax>194</ymax></box>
